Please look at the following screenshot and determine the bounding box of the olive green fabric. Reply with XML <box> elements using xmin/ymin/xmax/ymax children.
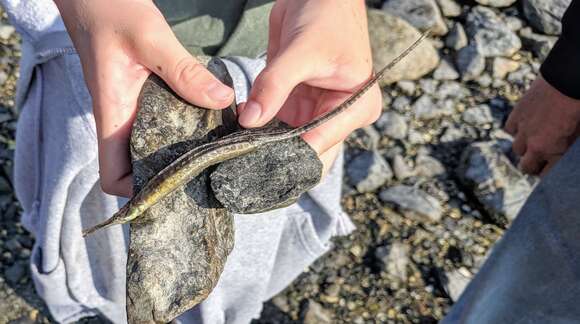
<box><xmin>154</xmin><ymin>0</ymin><xmax>273</xmax><ymax>57</ymax></box>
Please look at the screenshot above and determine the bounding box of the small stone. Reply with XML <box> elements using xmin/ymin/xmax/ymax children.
<box><xmin>456</xmin><ymin>45</ymin><xmax>485</xmax><ymax>81</ymax></box>
<box><xmin>382</xmin><ymin>0</ymin><xmax>448</xmax><ymax>35</ymax></box>
<box><xmin>4</xmin><ymin>238</ymin><xmax>22</xmax><ymax>253</ymax></box>
<box><xmin>505</xmin><ymin>16</ymin><xmax>524</xmax><ymax>31</ymax></box>
<box><xmin>419</xmin><ymin>79</ymin><xmax>439</xmax><ymax>95</ymax></box>
<box><xmin>445</xmin><ymin>23</ymin><xmax>468</xmax><ymax>50</ymax></box>
<box><xmin>4</xmin><ymin>262</ymin><xmax>26</xmax><ymax>284</ymax></box>
<box><xmin>441</xmin><ymin>268</ymin><xmax>472</xmax><ymax>301</ymax></box>
<box><xmin>368</xmin><ymin>10</ymin><xmax>440</xmax><ymax>85</ymax></box>
<box><xmin>347</xmin><ymin>151</ymin><xmax>393</xmax><ymax>193</ymax></box>
<box><xmin>492</xmin><ymin>57</ymin><xmax>520</xmax><ymax>79</ymax></box>
<box><xmin>397</xmin><ymin>80</ymin><xmax>417</xmax><ymax>95</ymax></box>
<box><xmin>392</xmin><ymin>96</ymin><xmax>412</xmax><ymax>112</ymax></box>
<box><xmin>408</xmin><ymin>129</ymin><xmax>428</xmax><ymax>145</ymax></box>
<box><xmin>415</xmin><ymin>154</ymin><xmax>446</xmax><ymax>178</ymax></box>
<box><xmin>350</xmin><ymin>126</ymin><xmax>381</xmax><ymax>150</ymax></box>
<box><xmin>0</xmin><ymin>25</ymin><xmax>15</xmax><ymax>40</ymax></box>
<box><xmin>476</xmin><ymin>74</ymin><xmax>493</xmax><ymax>88</ymax></box>
<box><xmin>379</xmin><ymin>185</ymin><xmax>443</xmax><ymax>222</ymax></box>
<box><xmin>519</xmin><ymin>27</ymin><xmax>558</xmax><ymax>60</ymax></box>
<box><xmin>413</xmin><ymin>95</ymin><xmax>444</xmax><ymax>120</ymax></box>
<box><xmin>0</xmin><ymin>71</ymin><xmax>8</xmax><ymax>86</ymax></box>
<box><xmin>437</xmin><ymin>82</ymin><xmax>470</xmax><ymax>100</ymax></box>
<box><xmin>303</xmin><ymin>301</ymin><xmax>333</xmax><ymax>324</ymax></box>
<box><xmin>474</xmin><ymin>0</ymin><xmax>517</xmax><ymax>7</ymax></box>
<box><xmin>272</xmin><ymin>295</ymin><xmax>291</xmax><ymax>313</ymax></box>
<box><xmin>375</xmin><ymin>242</ymin><xmax>410</xmax><ymax>281</ymax></box>
<box><xmin>437</xmin><ymin>0</ymin><xmax>462</xmax><ymax>17</ymax></box>
<box><xmin>457</xmin><ymin>142</ymin><xmax>533</xmax><ymax>226</ymax></box>
<box><xmin>462</xmin><ymin>104</ymin><xmax>494</xmax><ymax>125</ymax></box>
<box><xmin>523</xmin><ymin>0</ymin><xmax>571</xmax><ymax>35</ymax></box>
<box><xmin>466</xmin><ymin>6</ymin><xmax>522</xmax><ymax>57</ymax></box>
<box><xmin>392</xmin><ymin>155</ymin><xmax>415</xmax><ymax>180</ymax></box>
<box><xmin>375</xmin><ymin>111</ymin><xmax>409</xmax><ymax>140</ymax></box>
<box><xmin>433</xmin><ymin>58</ymin><xmax>460</xmax><ymax>80</ymax></box>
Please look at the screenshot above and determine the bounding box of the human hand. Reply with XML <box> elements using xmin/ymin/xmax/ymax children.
<box><xmin>238</xmin><ymin>0</ymin><xmax>382</xmax><ymax>172</ymax></box>
<box><xmin>505</xmin><ymin>75</ymin><xmax>580</xmax><ymax>176</ymax></box>
<box><xmin>54</xmin><ymin>0</ymin><xmax>234</xmax><ymax>197</ymax></box>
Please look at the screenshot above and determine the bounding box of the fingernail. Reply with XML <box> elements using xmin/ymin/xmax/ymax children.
<box><xmin>207</xmin><ymin>82</ymin><xmax>233</xmax><ymax>101</ymax></box>
<box><xmin>239</xmin><ymin>101</ymin><xmax>262</xmax><ymax>126</ymax></box>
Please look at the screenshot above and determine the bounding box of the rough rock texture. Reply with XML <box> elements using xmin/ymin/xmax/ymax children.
<box><xmin>382</xmin><ymin>0</ymin><xmax>448</xmax><ymax>35</ymax></box>
<box><xmin>457</xmin><ymin>142</ymin><xmax>533</xmax><ymax>226</ymax></box>
<box><xmin>211</xmin><ymin>137</ymin><xmax>322</xmax><ymax>214</ymax></box>
<box><xmin>368</xmin><ymin>9</ymin><xmax>440</xmax><ymax>86</ymax></box>
<box><xmin>523</xmin><ymin>0</ymin><xmax>571</xmax><ymax>35</ymax></box>
<box><xmin>456</xmin><ymin>45</ymin><xmax>485</xmax><ymax>81</ymax></box>
<box><xmin>474</xmin><ymin>0</ymin><xmax>517</xmax><ymax>8</ymax></box>
<box><xmin>347</xmin><ymin>150</ymin><xmax>393</xmax><ymax>193</ymax></box>
<box><xmin>466</xmin><ymin>6</ymin><xmax>521</xmax><ymax>57</ymax></box>
<box><xmin>379</xmin><ymin>185</ymin><xmax>443</xmax><ymax>222</ymax></box>
<box><xmin>127</xmin><ymin>58</ymin><xmax>235</xmax><ymax>323</ymax></box>
<box><xmin>127</xmin><ymin>58</ymin><xmax>322</xmax><ymax>322</ymax></box>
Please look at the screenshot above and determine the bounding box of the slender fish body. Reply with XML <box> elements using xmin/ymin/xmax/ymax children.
<box><xmin>82</xmin><ymin>31</ymin><xmax>430</xmax><ymax>237</ymax></box>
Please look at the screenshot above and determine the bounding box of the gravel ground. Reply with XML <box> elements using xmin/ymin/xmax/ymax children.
<box><xmin>0</xmin><ymin>0</ymin><xmax>562</xmax><ymax>323</ymax></box>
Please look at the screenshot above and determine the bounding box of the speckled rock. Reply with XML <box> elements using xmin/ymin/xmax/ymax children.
<box><xmin>211</xmin><ymin>137</ymin><xmax>322</xmax><ymax>214</ymax></box>
<box><xmin>368</xmin><ymin>9</ymin><xmax>440</xmax><ymax>86</ymax></box>
<box><xmin>523</xmin><ymin>0</ymin><xmax>571</xmax><ymax>35</ymax></box>
<box><xmin>382</xmin><ymin>0</ymin><xmax>448</xmax><ymax>35</ymax></box>
<box><xmin>466</xmin><ymin>6</ymin><xmax>521</xmax><ymax>57</ymax></box>
<box><xmin>127</xmin><ymin>58</ymin><xmax>235</xmax><ymax>323</ymax></box>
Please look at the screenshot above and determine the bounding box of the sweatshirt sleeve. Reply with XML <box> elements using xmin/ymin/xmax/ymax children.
<box><xmin>541</xmin><ymin>0</ymin><xmax>580</xmax><ymax>99</ymax></box>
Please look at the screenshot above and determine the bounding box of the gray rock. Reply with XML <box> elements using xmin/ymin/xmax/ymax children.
<box><xmin>392</xmin><ymin>155</ymin><xmax>416</xmax><ymax>180</ymax></box>
<box><xmin>379</xmin><ymin>185</ymin><xmax>443</xmax><ymax>222</ymax></box>
<box><xmin>433</xmin><ymin>58</ymin><xmax>460</xmax><ymax>80</ymax></box>
<box><xmin>523</xmin><ymin>0</ymin><xmax>571</xmax><ymax>35</ymax></box>
<box><xmin>397</xmin><ymin>80</ymin><xmax>417</xmax><ymax>95</ymax></box>
<box><xmin>519</xmin><ymin>27</ymin><xmax>558</xmax><ymax>60</ymax></box>
<box><xmin>0</xmin><ymin>71</ymin><xmax>7</xmax><ymax>86</ymax></box>
<box><xmin>440</xmin><ymin>125</ymin><xmax>466</xmax><ymax>143</ymax></box>
<box><xmin>492</xmin><ymin>57</ymin><xmax>520</xmax><ymax>79</ymax></box>
<box><xmin>349</xmin><ymin>126</ymin><xmax>381</xmax><ymax>150</ymax></box>
<box><xmin>303</xmin><ymin>300</ymin><xmax>333</xmax><ymax>324</ymax></box>
<box><xmin>457</xmin><ymin>142</ymin><xmax>533</xmax><ymax>226</ymax></box>
<box><xmin>415</xmin><ymin>154</ymin><xmax>446</xmax><ymax>178</ymax></box>
<box><xmin>375</xmin><ymin>242</ymin><xmax>410</xmax><ymax>281</ymax></box>
<box><xmin>4</xmin><ymin>263</ymin><xmax>25</xmax><ymax>284</ymax></box>
<box><xmin>441</xmin><ymin>268</ymin><xmax>472</xmax><ymax>301</ymax></box>
<box><xmin>368</xmin><ymin>9</ymin><xmax>440</xmax><ymax>86</ymax></box>
<box><xmin>474</xmin><ymin>0</ymin><xmax>517</xmax><ymax>8</ymax></box>
<box><xmin>392</xmin><ymin>96</ymin><xmax>412</xmax><ymax>112</ymax></box>
<box><xmin>445</xmin><ymin>23</ymin><xmax>468</xmax><ymax>50</ymax></box>
<box><xmin>437</xmin><ymin>81</ymin><xmax>470</xmax><ymax>100</ymax></box>
<box><xmin>347</xmin><ymin>151</ymin><xmax>393</xmax><ymax>193</ymax></box>
<box><xmin>505</xmin><ymin>16</ymin><xmax>524</xmax><ymax>31</ymax></box>
<box><xmin>419</xmin><ymin>79</ymin><xmax>439</xmax><ymax>95</ymax></box>
<box><xmin>437</xmin><ymin>0</ymin><xmax>462</xmax><ymax>17</ymax></box>
<box><xmin>375</xmin><ymin>111</ymin><xmax>409</xmax><ymax>140</ymax></box>
<box><xmin>382</xmin><ymin>0</ymin><xmax>448</xmax><ymax>35</ymax></box>
<box><xmin>0</xmin><ymin>25</ymin><xmax>15</xmax><ymax>40</ymax></box>
<box><xmin>476</xmin><ymin>74</ymin><xmax>493</xmax><ymax>88</ymax></box>
<box><xmin>456</xmin><ymin>45</ymin><xmax>485</xmax><ymax>81</ymax></box>
<box><xmin>413</xmin><ymin>94</ymin><xmax>450</xmax><ymax>120</ymax></box>
<box><xmin>211</xmin><ymin>137</ymin><xmax>322</xmax><ymax>214</ymax></box>
<box><xmin>462</xmin><ymin>104</ymin><xmax>494</xmax><ymax>125</ymax></box>
<box><xmin>466</xmin><ymin>6</ymin><xmax>521</xmax><ymax>57</ymax></box>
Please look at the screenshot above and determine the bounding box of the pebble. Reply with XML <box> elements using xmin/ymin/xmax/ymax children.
<box><xmin>522</xmin><ymin>0</ymin><xmax>571</xmax><ymax>35</ymax></box>
<box><xmin>0</xmin><ymin>25</ymin><xmax>15</xmax><ymax>40</ymax></box>
<box><xmin>368</xmin><ymin>9</ymin><xmax>440</xmax><ymax>86</ymax></box>
<box><xmin>392</xmin><ymin>96</ymin><xmax>412</xmax><ymax>112</ymax></box>
<box><xmin>350</xmin><ymin>126</ymin><xmax>381</xmax><ymax>150</ymax></box>
<box><xmin>492</xmin><ymin>57</ymin><xmax>520</xmax><ymax>79</ymax></box>
<box><xmin>474</xmin><ymin>0</ymin><xmax>517</xmax><ymax>7</ymax></box>
<box><xmin>375</xmin><ymin>242</ymin><xmax>410</xmax><ymax>281</ymax></box>
<box><xmin>445</xmin><ymin>23</ymin><xmax>468</xmax><ymax>50</ymax></box>
<box><xmin>415</xmin><ymin>154</ymin><xmax>446</xmax><ymax>178</ymax></box>
<box><xmin>442</xmin><ymin>268</ymin><xmax>472</xmax><ymax>301</ymax></box>
<box><xmin>397</xmin><ymin>81</ymin><xmax>416</xmax><ymax>95</ymax></box>
<box><xmin>379</xmin><ymin>185</ymin><xmax>443</xmax><ymax>222</ymax></box>
<box><xmin>462</xmin><ymin>105</ymin><xmax>494</xmax><ymax>125</ymax></box>
<box><xmin>433</xmin><ymin>58</ymin><xmax>460</xmax><ymax>81</ymax></box>
<box><xmin>437</xmin><ymin>0</ymin><xmax>462</xmax><ymax>17</ymax></box>
<box><xmin>519</xmin><ymin>27</ymin><xmax>558</xmax><ymax>60</ymax></box>
<box><xmin>303</xmin><ymin>301</ymin><xmax>333</xmax><ymax>324</ymax></box>
<box><xmin>413</xmin><ymin>95</ymin><xmax>448</xmax><ymax>120</ymax></box>
<box><xmin>457</xmin><ymin>142</ymin><xmax>533</xmax><ymax>226</ymax></box>
<box><xmin>456</xmin><ymin>45</ymin><xmax>485</xmax><ymax>81</ymax></box>
<box><xmin>437</xmin><ymin>81</ymin><xmax>470</xmax><ymax>100</ymax></box>
<box><xmin>392</xmin><ymin>155</ymin><xmax>416</xmax><ymax>180</ymax></box>
<box><xmin>347</xmin><ymin>151</ymin><xmax>393</xmax><ymax>193</ymax></box>
<box><xmin>4</xmin><ymin>262</ymin><xmax>26</xmax><ymax>284</ymax></box>
<box><xmin>375</xmin><ymin>111</ymin><xmax>409</xmax><ymax>140</ymax></box>
<box><xmin>382</xmin><ymin>0</ymin><xmax>448</xmax><ymax>35</ymax></box>
<box><xmin>466</xmin><ymin>6</ymin><xmax>522</xmax><ymax>57</ymax></box>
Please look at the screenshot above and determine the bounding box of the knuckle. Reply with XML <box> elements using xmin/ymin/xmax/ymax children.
<box><xmin>173</xmin><ymin>57</ymin><xmax>205</xmax><ymax>86</ymax></box>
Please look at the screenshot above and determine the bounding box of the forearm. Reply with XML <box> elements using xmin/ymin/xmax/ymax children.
<box><xmin>541</xmin><ymin>0</ymin><xmax>580</xmax><ymax>99</ymax></box>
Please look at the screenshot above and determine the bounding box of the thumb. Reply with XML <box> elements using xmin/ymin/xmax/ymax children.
<box><xmin>239</xmin><ymin>49</ymin><xmax>315</xmax><ymax>127</ymax></box>
<box><xmin>136</xmin><ymin>29</ymin><xmax>234</xmax><ymax>109</ymax></box>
